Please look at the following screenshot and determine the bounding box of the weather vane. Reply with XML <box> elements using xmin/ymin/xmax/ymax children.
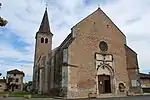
<box><xmin>45</xmin><ymin>0</ymin><xmax>48</xmax><ymax>9</ymax></box>
<box><xmin>98</xmin><ymin>4</ymin><xmax>100</xmax><ymax>8</ymax></box>
<box><xmin>46</xmin><ymin>2</ymin><xmax>48</xmax><ymax>7</ymax></box>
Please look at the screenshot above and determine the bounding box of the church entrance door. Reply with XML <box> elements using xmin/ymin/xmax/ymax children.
<box><xmin>98</xmin><ymin>75</ymin><xmax>111</xmax><ymax>94</ymax></box>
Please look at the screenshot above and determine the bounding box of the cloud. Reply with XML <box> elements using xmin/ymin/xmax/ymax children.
<box><xmin>125</xmin><ymin>17</ymin><xmax>141</xmax><ymax>25</ymax></box>
<box><xmin>0</xmin><ymin>0</ymin><xmax>150</xmax><ymax>81</ymax></box>
<box><xmin>101</xmin><ymin>0</ymin><xmax>150</xmax><ymax>72</ymax></box>
<box><xmin>0</xmin><ymin>63</ymin><xmax>33</xmax><ymax>81</ymax></box>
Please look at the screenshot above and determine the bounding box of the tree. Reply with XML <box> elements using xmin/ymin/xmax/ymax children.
<box><xmin>0</xmin><ymin>2</ymin><xmax>8</xmax><ymax>26</ymax></box>
<box><xmin>0</xmin><ymin>17</ymin><xmax>7</xmax><ymax>26</ymax></box>
<box><xmin>5</xmin><ymin>77</ymin><xmax>14</xmax><ymax>91</ymax></box>
<box><xmin>0</xmin><ymin>3</ymin><xmax>1</xmax><ymax>9</ymax></box>
<box><xmin>24</xmin><ymin>81</ymin><xmax>32</xmax><ymax>92</ymax></box>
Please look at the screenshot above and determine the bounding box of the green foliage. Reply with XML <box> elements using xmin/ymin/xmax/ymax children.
<box><xmin>0</xmin><ymin>2</ymin><xmax>8</xmax><ymax>26</ymax></box>
<box><xmin>0</xmin><ymin>92</ymin><xmax>8</xmax><ymax>94</ymax></box>
<box><xmin>0</xmin><ymin>17</ymin><xmax>8</xmax><ymax>26</ymax></box>
<box><xmin>49</xmin><ymin>88</ymin><xmax>60</xmax><ymax>96</ymax></box>
<box><xmin>31</xmin><ymin>94</ymin><xmax>52</xmax><ymax>98</ymax></box>
<box><xmin>0</xmin><ymin>3</ymin><xmax>2</xmax><ymax>8</ymax></box>
<box><xmin>24</xmin><ymin>81</ymin><xmax>32</xmax><ymax>92</ymax></box>
<box><xmin>9</xmin><ymin>92</ymin><xmax>30</xmax><ymax>97</ymax></box>
<box><xmin>0</xmin><ymin>91</ymin><xmax>31</xmax><ymax>97</ymax></box>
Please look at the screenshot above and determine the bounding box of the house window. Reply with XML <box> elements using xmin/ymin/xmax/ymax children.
<box><xmin>41</xmin><ymin>37</ymin><xmax>44</xmax><ymax>43</ymax></box>
<box><xmin>45</xmin><ymin>38</ymin><xmax>48</xmax><ymax>43</ymax></box>
<box><xmin>131</xmin><ymin>80</ymin><xmax>137</xmax><ymax>87</ymax></box>
<box><xmin>16</xmin><ymin>78</ymin><xmax>18</xmax><ymax>82</ymax></box>
<box><xmin>14</xmin><ymin>74</ymin><xmax>16</xmax><ymax>76</ymax></box>
<box><xmin>16</xmin><ymin>85</ymin><xmax>18</xmax><ymax>89</ymax></box>
<box><xmin>8</xmin><ymin>78</ymin><xmax>13</xmax><ymax>82</ymax></box>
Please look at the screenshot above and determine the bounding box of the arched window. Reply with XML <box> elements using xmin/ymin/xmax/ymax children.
<box><xmin>45</xmin><ymin>38</ymin><xmax>48</xmax><ymax>43</ymax></box>
<box><xmin>41</xmin><ymin>37</ymin><xmax>44</xmax><ymax>43</ymax></box>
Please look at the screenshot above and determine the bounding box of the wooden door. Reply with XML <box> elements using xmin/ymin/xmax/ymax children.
<box><xmin>98</xmin><ymin>75</ymin><xmax>111</xmax><ymax>94</ymax></box>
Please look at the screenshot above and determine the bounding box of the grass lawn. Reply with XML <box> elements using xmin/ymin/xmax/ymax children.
<box><xmin>0</xmin><ymin>91</ymin><xmax>31</xmax><ymax>97</ymax></box>
<box><xmin>0</xmin><ymin>91</ymin><xmax>55</xmax><ymax>98</ymax></box>
<box><xmin>31</xmin><ymin>94</ymin><xmax>53</xmax><ymax>98</ymax></box>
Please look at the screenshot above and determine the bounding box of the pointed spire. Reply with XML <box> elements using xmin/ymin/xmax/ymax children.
<box><xmin>38</xmin><ymin>8</ymin><xmax>51</xmax><ymax>34</ymax></box>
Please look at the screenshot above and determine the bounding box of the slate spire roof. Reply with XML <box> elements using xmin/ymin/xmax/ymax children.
<box><xmin>38</xmin><ymin>7</ymin><xmax>52</xmax><ymax>34</ymax></box>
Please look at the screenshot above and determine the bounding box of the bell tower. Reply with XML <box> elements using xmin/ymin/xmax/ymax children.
<box><xmin>32</xmin><ymin>7</ymin><xmax>53</xmax><ymax>90</ymax></box>
<box><xmin>35</xmin><ymin>7</ymin><xmax>53</xmax><ymax>62</ymax></box>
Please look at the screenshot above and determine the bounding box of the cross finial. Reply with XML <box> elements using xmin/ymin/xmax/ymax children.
<box><xmin>45</xmin><ymin>1</ymin><xmax>48</xmax><ymax>9</ymax></box>
<box><xmin>98</xmin><ymin>4</ymin><xmax>100</xmax><ymax>9</ymax></box>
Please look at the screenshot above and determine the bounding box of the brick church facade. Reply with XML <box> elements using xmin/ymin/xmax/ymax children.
<box><xmin>32</xmin><ymin>7</ymin><xmax>142</xmax><ymax>98</ymax></box>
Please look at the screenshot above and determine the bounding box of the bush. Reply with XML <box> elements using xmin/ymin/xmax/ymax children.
<box><xmin>4</xmin><ymin>89</ymin><xmax>9</xmax><ymax>92</ymax></box>
<box><xmin>0</xmin><ymin>17</ymin><xmax>7</xmax><ymax>26</ymax></box>
<box><xmin>49</xmin><ymin>88</ymin><xmax>60</xmax><ymax>96</ymax></box>
<box><xmin>59</xmin><ymin>87</ymin><xmax>67</xmax><ymax>97</ymax></box>
<box><xmin>33</xmin><ymin>89</ymin><xmax>38</xmax><ymax>94</ymax></box>
<box><xmin>30</xmin><ymin>89</ymin><xmax>35</xmax><ymax>94</ymax></box>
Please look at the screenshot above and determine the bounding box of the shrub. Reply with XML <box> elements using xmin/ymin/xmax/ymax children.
<box><xmin>49</xmin><ymin>88</ymin><xmax>60</xmax><ymax>96</ymax></box>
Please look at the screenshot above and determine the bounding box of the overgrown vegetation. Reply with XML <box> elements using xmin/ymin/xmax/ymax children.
<box><xmin>0</xmin><ymin>2</ymin><xmax>8</xmax><ymax>26</ymax></box>
<box><xmin>23</xmin><ymin>81</ymin><xmax>32</xmax><ymax>92</ymax></box>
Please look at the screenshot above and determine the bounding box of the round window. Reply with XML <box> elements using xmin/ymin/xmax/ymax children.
<box><xmin>99</xmin><ymin>41</ymin><xmax>108</xmax><ymax>51</ymax></box>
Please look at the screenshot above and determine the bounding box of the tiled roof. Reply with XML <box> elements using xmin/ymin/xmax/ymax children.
<box><xmin>7</xmin><ymin>69</ymin><xmax>25</xmax><ymax>76</ymax></box>
<box><xmin>140</xmin><ymin>73</ymin><xmax>150</xmax><ymax>79</ymax></box>
<box><xmin>49</xmin><ymin>33</ymin><xmax>74</xmax><ymax>59</ymax></box>
<box><xmin>124</xmin><ymin>44</ymin><xmax>137</xmax><ymax>55</ymax></box>
<box><xmin>59</xmin><ymin>33</ymin><xmax>73</xmax><ymax>48</ymax></box>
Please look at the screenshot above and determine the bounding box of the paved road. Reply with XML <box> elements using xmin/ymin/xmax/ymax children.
<box><xmin>1</xmin><ymin>95</ymin><xmax>150</xmax><ymax>100</ymax></box>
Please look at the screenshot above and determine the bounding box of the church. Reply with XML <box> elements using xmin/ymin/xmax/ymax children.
<box><xmin>32</xmin><ymin>7</ymin><xmax>142</xmax><ymax>98</ymax></box>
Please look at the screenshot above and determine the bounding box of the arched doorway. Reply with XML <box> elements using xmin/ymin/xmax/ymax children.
<box><xmin>96</xmin><ymin>64</ymin><xmax>114</xmax><ymax>94</ymax></box>
<box><xmin>98</xmin><ymin>75</ymin><xmax>111</xmax><ymax>93</ymax></box>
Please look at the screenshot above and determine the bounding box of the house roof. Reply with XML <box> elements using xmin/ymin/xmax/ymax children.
<box><xmin>140</xmin><ymin>73</ymin><xmax>150</xmax><ymax>79</ymax></box>
<box><xmin>124</xmin><ymin>44</ymin><xmax>137</xmax><ymax>55</ymax></box>
<box><xmin>59</xmin><ymin>33</ymin><xmax>74</xmax><ymax>49</ymax></box>
<box><xmin>49</xmin><ymin>33</ymin><xmax>74</xmax><ymax>59</ymax></box>
<box><xmin>7</xmin><ymin>69</ymin><xmax>25</xmax><ymax>76</ymax></box>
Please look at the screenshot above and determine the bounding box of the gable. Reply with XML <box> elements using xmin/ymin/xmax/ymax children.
<box><xmin>72</xmin><ymin>8</ymin><xmax>126</xmax><ymax>41</ymax></box>
<box><xmin>7</xmin><ymin>69</ymin><xmax>25</xmax><ymax>76</ymax></box>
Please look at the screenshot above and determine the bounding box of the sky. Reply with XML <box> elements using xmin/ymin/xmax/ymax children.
<box><xmin>0</xmin><ymin>0</ymin><xmax>150</xmax><ymax>81</ymax></box>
